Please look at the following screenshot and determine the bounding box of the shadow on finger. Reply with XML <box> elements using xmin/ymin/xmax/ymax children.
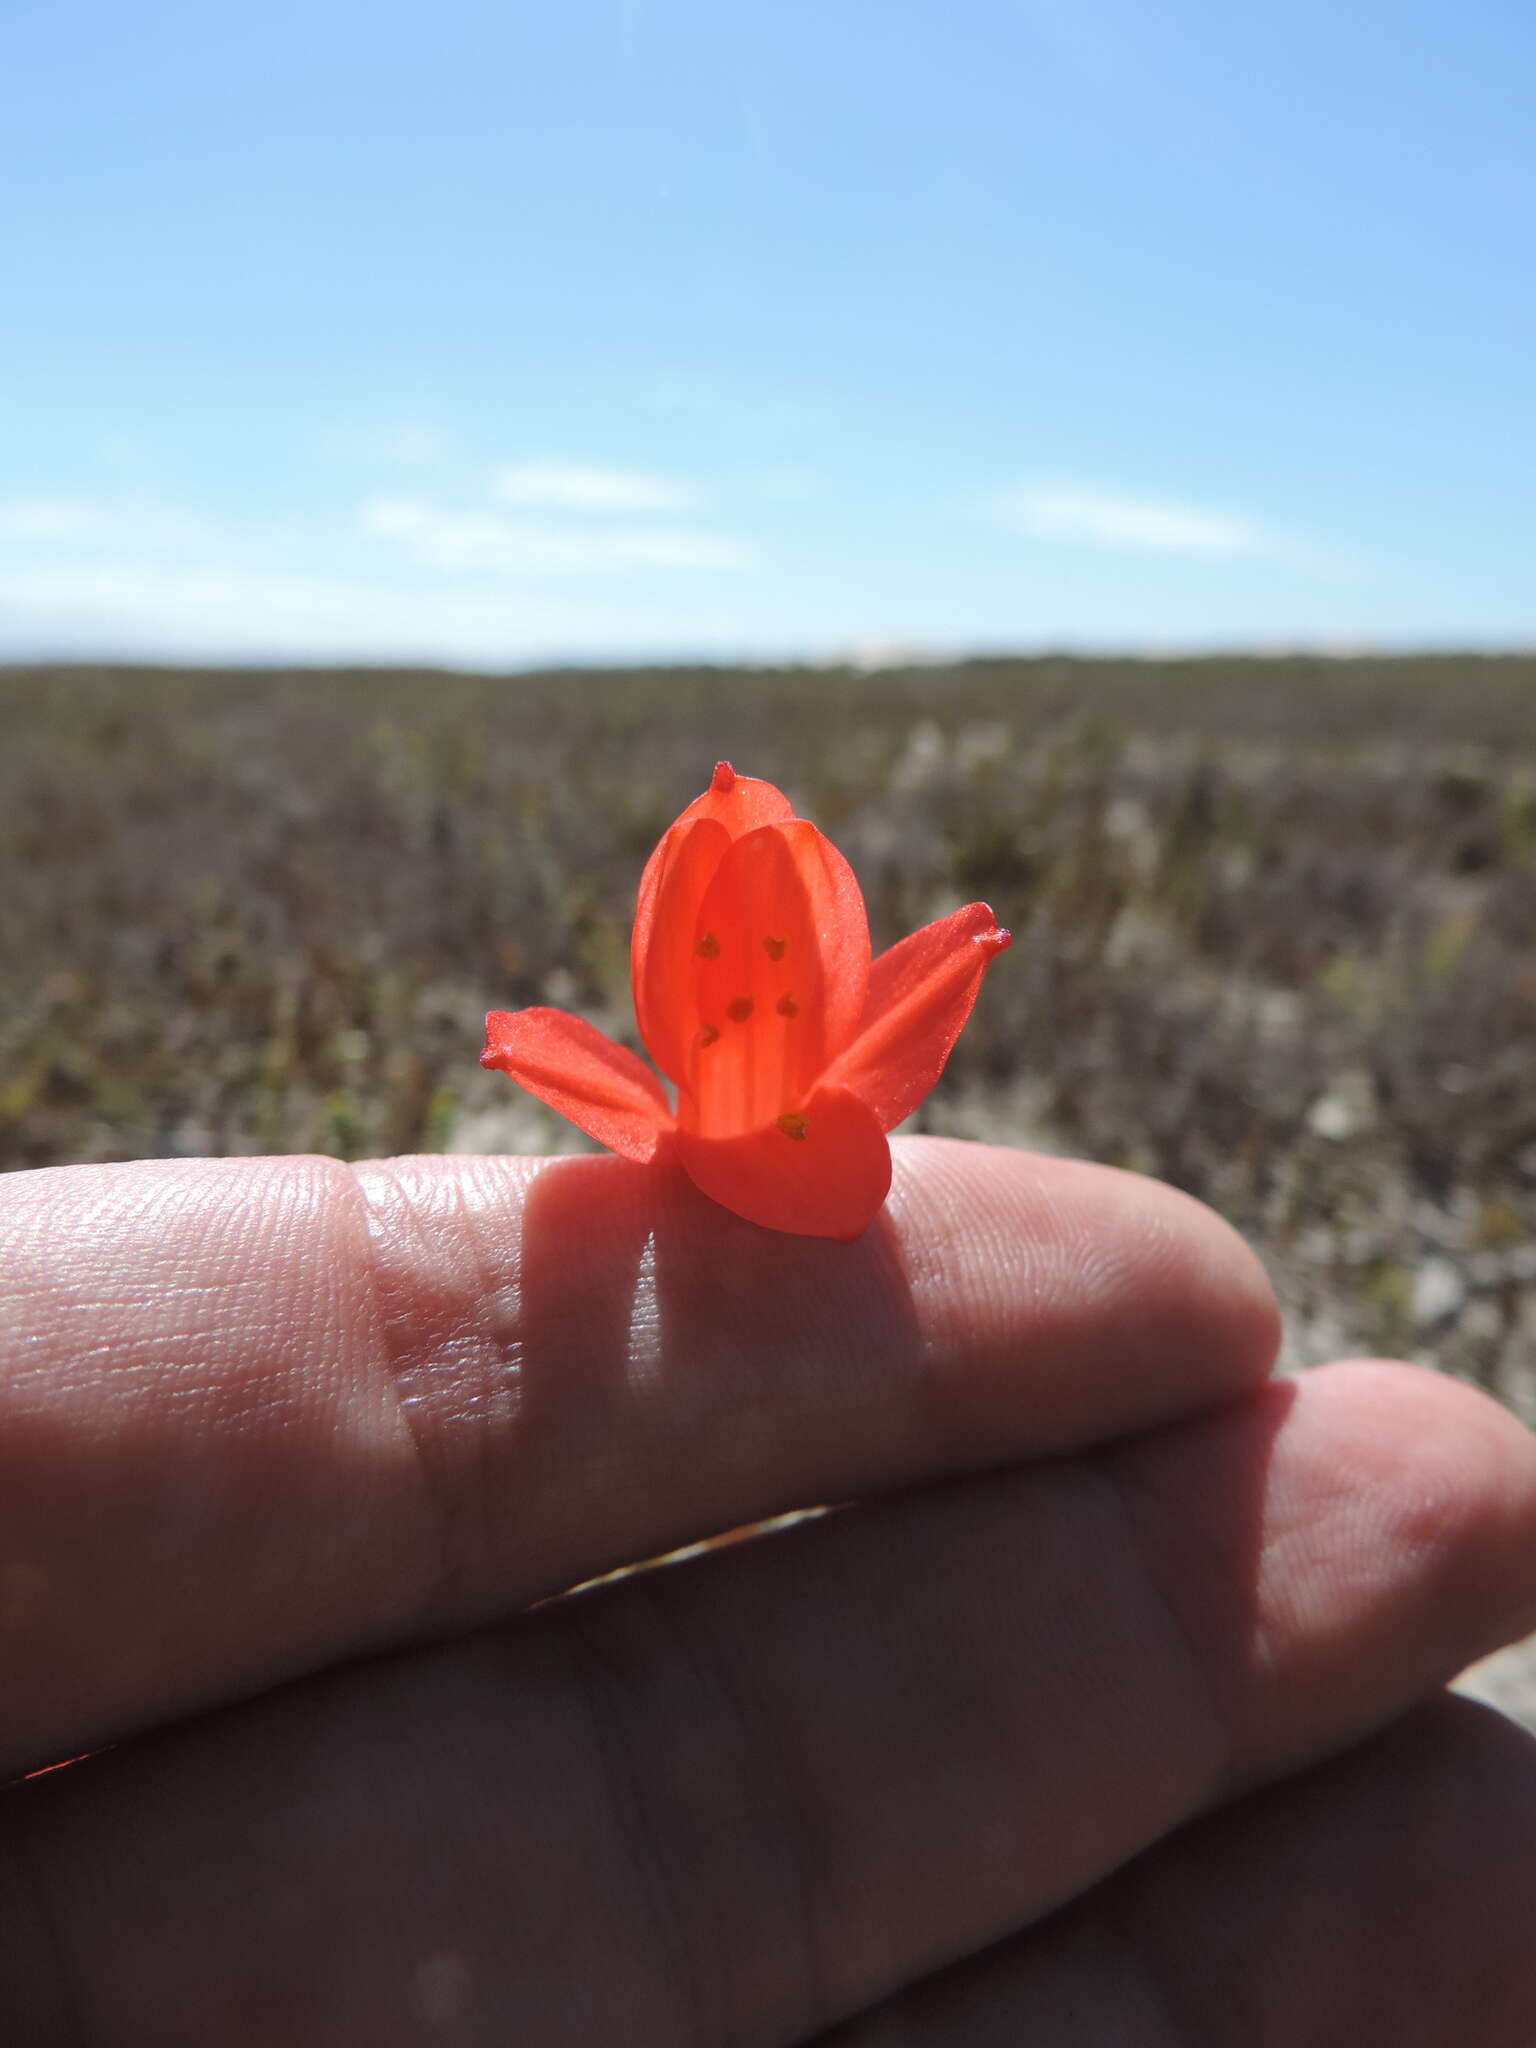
<box><xmin>815</xmin><ymin>1695</ymin><xmax>1536</xmax><ymax>2047</ymax></box>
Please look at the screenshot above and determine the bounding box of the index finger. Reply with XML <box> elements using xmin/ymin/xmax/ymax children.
<box><xmin>0</xmin><ymin>1138</ymin><xmax>1278</xmax><ymax>1772</ymax></box>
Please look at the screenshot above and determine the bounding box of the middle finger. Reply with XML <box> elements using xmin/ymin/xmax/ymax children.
<box><xmin>4</xmin><ymin>1362</ymin><xmax>1535</xmax><ymax>2046</ymax></box>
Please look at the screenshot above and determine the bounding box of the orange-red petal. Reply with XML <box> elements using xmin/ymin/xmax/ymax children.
<box><xmin>672</xmin><ymin>760</ymin><xmax>797</xmax><ymax>838</ymax></box>
<box><xmin>632</xmin><ymin>762</ymin><xmax>795</xmax><ymax>974</ymax></box>
<box><xmin>822</xmin><ymin>902</ymin><xmax>1011</xmax><ymax>1132</ymax></box>
<box><xmin>679</xmin><ymin>819</ymin><xmax>871</xmax><ymax>1134</ymax></box>
<box><xmin>673</xmin><ymin>1083</ymin><xmax>891</xmax><ymax>1240</ymax></box>
<box><xmin>481</xmin><ymin>1008</ymin><xmax>673</xmax><ymax>1162</ymax></box>
<box><xmin>632</xmin><ymin>816</ymin><xmax>731</xmax><ymax>1082</ymax></box>
<box><xmin>774</xmin><ymin>821</ymin><xmax>870</xmax><ymax>1059</ymax></box>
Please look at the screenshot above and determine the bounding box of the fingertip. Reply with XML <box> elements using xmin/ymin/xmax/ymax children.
<box><xmin>1293</xmin><ymin>1358</ymin><xmax>1536</xmax><ymax>1511</ymax></box>
<box><xmin>1292</xmin><ymin>1359</ymin><xmax>1536</xmax><ymax>1621</ymax></box>
<box><xmin>888</xmin><ymin>1138</ymin><xmax>1282</xmax><ymax>1454</ymax></box>
<box><xmin>1146</xmin><ymin>1359</ymin><xmax>1536</xmax><ymax>1766</ymax></box>
<box><xmin>1308</xmin><ymin>1355</ymin><xmax>1536</xmax><ymax>1448</ymax></box>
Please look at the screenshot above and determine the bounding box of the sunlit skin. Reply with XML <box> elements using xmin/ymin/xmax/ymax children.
<box><xmin>482</xmin><ymin>762</ymin><xmax>1011</xmax><ymax>1238</ymax></box>
<box><xmin>3</xmin><ymin>1151</ymin><xmax>1536</xmax><ymax>2040</ymax></box>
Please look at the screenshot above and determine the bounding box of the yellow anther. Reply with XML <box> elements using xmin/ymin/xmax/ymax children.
<box><xmin>776</xmin><ymin>1112</ymin><xmax>809</xmax><ymax>1141</ymax></box>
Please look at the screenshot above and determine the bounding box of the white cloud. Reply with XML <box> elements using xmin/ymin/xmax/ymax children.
<box><xmin>491</xmin><ymin>462</ymin><xmax>693</xmax><ymax>512</ymax></box>
<box><xmin>361</xmin><ymin>495</ymin><xmax>749</xmax><ymax>573</ymax></box>
<box><xmin>0</xmin><ymin>495</ymin><xmax>212</xmax><ymax>548</ymax></box>
<box><xmin>0</xmin><ymin>497</ymin><xmax>107</xmax><ymax>540</ymax></box>
<box><xmin>0</xmin><ymin>562</ymin><xmax>761</xmax><ymax>664</ymax></box>
<box><xmin>999</xmin><ymin>481</ymin><xmax>1271</xmax><ymax>557</ymax></box>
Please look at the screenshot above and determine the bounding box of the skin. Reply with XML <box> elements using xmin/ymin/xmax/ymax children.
<box><xmin>0</xmin><ymin>1138</ymin><xmax>1533</xmax><ymax>2045</ymax></box>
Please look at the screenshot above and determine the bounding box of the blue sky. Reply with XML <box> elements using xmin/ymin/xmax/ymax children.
<box><xmin>3</xmin><ymin>0</ymin><xmax>1532</xmax><ymax>663</ymax></box>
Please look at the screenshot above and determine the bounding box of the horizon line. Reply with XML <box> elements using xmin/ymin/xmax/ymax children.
<box><xmin>4</xmin><ymin>639</ymin><xmax>1536</xmax><ymax>678</ymax></box>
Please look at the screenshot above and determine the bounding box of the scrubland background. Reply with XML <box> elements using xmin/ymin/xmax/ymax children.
<box><xmin>4</xmin><ymin>656</ymin><xmax>1535</xmax><ymax>1430</ymax></box>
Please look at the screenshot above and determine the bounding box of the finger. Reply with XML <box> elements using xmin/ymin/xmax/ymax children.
<box><xmin>0</xmin><ymin>1139</ymin><xmax>1277</xmax><ymax>1771</ymax></box>
<box><xmin>3</xmin><ymin>1364</ymin><xmax>1533</xmax><ymax>2045</ymax></box>
<box><xmin>817</xmin><ymin>1697</ymin><xmax>1536</xmax><ymax>2046</ymax></box>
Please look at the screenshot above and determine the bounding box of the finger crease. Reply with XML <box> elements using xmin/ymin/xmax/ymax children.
<box><xmin>347</xmin><ymin>1163</ymin><xmax>473</xmax><ymax>1630</ymax></box>
<box><xmin>1099</xmin><ymin>1452</ymin><xmax>1242</xmax><ymax>1797</ymax></box>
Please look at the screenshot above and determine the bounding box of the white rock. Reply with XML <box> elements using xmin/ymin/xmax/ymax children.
<box><xmin>1306</xmin><ymin>1068</ymin><xmax>1377</xmax><ymax>1141</ymax></box>
<box><xmin>1410</xmin><ymin>1255</ymin><xmax>1467</xmax><ymax>1327</ymax></box>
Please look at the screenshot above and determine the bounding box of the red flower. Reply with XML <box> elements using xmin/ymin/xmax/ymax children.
<box><xmin>482</xmin><ymin>762</ymin><xmax>1010</xmax><ymax>1240</ymax></box>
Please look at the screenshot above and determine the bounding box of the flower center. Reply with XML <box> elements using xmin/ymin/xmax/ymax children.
<box><xmin>687</xmin><ymin>928</ymin><xmax>813</xmax><ymax>1137</ymax></box>
<box><xmin>664</xmin><ymin>821</ymin><xmax>850</xmax><ymax>1141</ymax></box>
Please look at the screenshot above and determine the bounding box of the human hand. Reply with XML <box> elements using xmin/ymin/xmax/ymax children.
<box><xmin>1</xmin><ymin>1141</ymin><xmax>1533</xmax><ymax>2045</ymax></box>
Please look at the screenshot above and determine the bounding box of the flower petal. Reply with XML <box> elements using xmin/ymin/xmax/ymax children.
<box><xmin>631</xmin><ymin>817</ymin><xmax>731</xmax><ymax>1083</ymax></box>
<box><xmin>674</xmin><ymin>1083</ymin><xmax>891</xmax><ymax>1241</ymax></box>
<box><xmin>680</xmin><ymin>821</ymin><xmax>871</xmax><ymax>1135</ymax></box>
<box><xmin>672</xmin><ymin>760</ymin><xmax>797</xmax><ymax>839</ymax></box>
<box><xmin>481</xmin><ymin>1008</ymin><xmax>673</xmax><ymax>1162</ymax></box>
<box><xmin>822</xmin><ymin>903</ymin><xmax>1011</xmax><ymax>1132</ymax></box>
<box><xmin>776</xmin><ymin>821</ymin><xmax>871</xmax><ymax>1059</ymax></box>
<box><xmin>632</xmin><ymin>762</ymin><xmax>795</xmax><ymax>968</ymax></box>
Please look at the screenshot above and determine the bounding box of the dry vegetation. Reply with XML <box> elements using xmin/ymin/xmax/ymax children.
<box><xmin>4</xmin><ymin>656</ymin><xmax>1535</xmax><ymax>1418</ymax></box>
